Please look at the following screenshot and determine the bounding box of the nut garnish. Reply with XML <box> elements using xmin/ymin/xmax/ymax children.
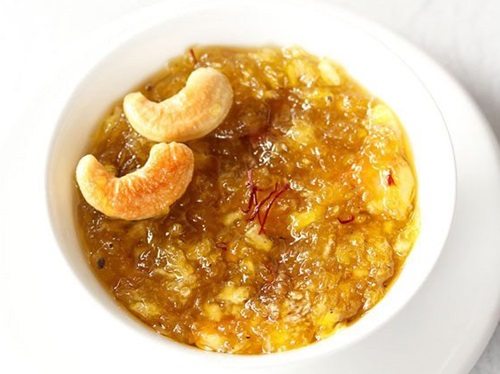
<box><xmin>76</xmin><ymin>142</ymin><xmax>194</xmax><ymax>220</ymax></box>
<box><xmin>123</xmin><ymin>67</ymin><xmax>233</xmax><ymax>142</ymax></box>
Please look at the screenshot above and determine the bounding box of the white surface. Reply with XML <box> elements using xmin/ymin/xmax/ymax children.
<box><xmin>0</xmin><ymin>0</ymin><xmax>499</xmax><ymax>373</ymax></box>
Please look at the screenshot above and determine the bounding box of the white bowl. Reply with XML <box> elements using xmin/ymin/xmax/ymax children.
<box><xmin>45</xmin><ymin>0</ymin><xmax>456</xmax><ymax>367</ymax></box>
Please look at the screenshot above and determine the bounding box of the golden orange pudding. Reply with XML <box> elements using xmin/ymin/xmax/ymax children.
<box><xmin>76</xmin><ymin>46</ymin><xmax>418</xmax><ymax>354</ymax></box>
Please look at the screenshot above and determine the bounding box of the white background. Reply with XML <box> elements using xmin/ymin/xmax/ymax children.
<box><xmin>1</xmin><ymin>0</ymin><xmax>498</xmax><ymax>372</ymax></box>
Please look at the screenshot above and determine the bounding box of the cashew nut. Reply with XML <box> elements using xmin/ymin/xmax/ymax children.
<box><xmin>76</xmin><ymin>142</ymin><xmax>194</xmax><ymax>220</ymax></box>
<box><xmin>123</xmin><ymin>67</ymin><xmax>233</xmax><ymax>142</ymax></box>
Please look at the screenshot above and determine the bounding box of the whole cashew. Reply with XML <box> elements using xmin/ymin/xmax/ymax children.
<box><xmin>76</xmin><ymin>142</ymin><xmax>194</xmax><ymax>220</ymax></box>
<box><xmin>123</xmin><ymin>67</ymin><xmax>233</xmax><ymax>142</ymax></box>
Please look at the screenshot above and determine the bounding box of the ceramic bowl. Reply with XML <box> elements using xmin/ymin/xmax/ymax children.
<box><xmin>46</xmin><ymin>0</ymin><xmax>456</xmax><ymax>366</ymax></box>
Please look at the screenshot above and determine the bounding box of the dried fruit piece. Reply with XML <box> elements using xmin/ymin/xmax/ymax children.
<box><xmin>76</xmin><ymin>142</ymin><xmax>194</xmax><ymax>220</ymax></box>
<box><xmin>123</xmin><ymin>67</ymin><xmax>233</xmax><ymax>142</ymax></box>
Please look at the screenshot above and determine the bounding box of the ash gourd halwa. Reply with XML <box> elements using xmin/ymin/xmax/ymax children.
<box><xmin>76</xmin><ymin>46</ymin><xmax>418</xmax><ymax>354</ymax></box>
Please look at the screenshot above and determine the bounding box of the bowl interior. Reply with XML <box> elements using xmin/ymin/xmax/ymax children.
<box><xmin>46</xmin><ymin>0</ymin><xmax>456</xmax><ymax>365</ymax></box>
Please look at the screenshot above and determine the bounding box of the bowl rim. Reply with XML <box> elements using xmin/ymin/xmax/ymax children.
<box><xmin>44</xmin><ymin>0</ymin><xmax>457</xmax><ymax>366</ymax></box>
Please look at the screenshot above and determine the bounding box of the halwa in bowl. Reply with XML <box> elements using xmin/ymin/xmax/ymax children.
<box><xmin>75</xmin><ymin>46</ymin><xmax>419</xmax><ymax>354</ymax></box>
<box><xmin>46</xmin><ymin>0</ymin><xmax>456</xmax><ymax>363</ymax></box>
